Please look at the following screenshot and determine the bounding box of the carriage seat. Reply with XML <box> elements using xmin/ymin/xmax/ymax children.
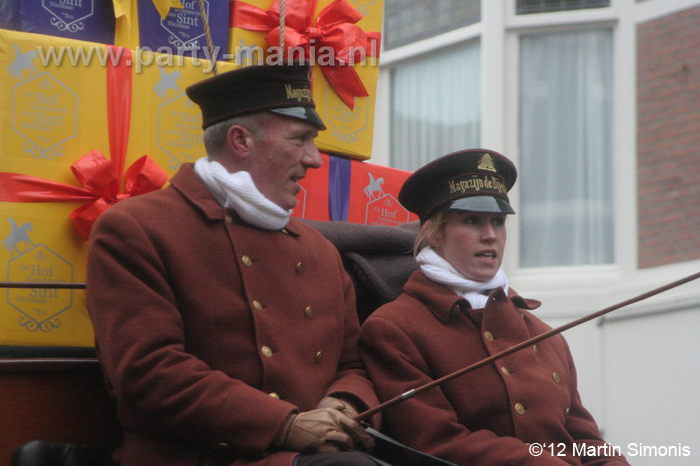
<box><xmin>6</xmin><ymin>221</ymin><xmax>419</xmax><ymax>466</ymax></box>
<box><xmin>11</xmin><ymin>441</ymin><xmax>112</xmax><ymax>466</ymax></box>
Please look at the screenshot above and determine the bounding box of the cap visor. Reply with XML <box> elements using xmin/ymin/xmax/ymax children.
<box><xmin>447</xmin><ymin>196</ymin><xmax>515</xmax><ymax>214</ymax></box>
<box><xmin>270</xmin><ymin>106</ymin><xmax>326</xmax><ymax>130</ymax></box>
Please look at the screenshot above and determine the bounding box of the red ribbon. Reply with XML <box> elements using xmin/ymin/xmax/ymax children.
<box><xmin>0</xmin><ymin>47</ymin><xmax>168</xmax><ymax>240</ymax></box>
<box><xmin>232</xmin><ymin>0</ymin><xmax>381</xmax><ymax>110</ymax></box>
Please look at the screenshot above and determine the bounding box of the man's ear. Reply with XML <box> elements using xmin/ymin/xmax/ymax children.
<box><xmin>225</xmin><ymin>125</ymin><xmax>253</xmax><ymax>158</ymax></box>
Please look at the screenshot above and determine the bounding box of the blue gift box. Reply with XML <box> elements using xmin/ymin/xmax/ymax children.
<box><xmin>138</xmin><ymin>0</ymin><xmax>229</xmax><ymax>58</ymax></box>
<box><xmin>10</xmin><ymin>0</ymin><xmax>115</xmax><ymax>44</ymax></box>
<box><xmin>0</xmin><ymin>0</ymin><xmax>20</xmax><ymax>30</ymax></box>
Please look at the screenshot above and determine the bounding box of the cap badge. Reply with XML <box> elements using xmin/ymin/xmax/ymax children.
<box><xmin>477</xmin><ymin>153</ymin><xmax>497</xmax><ymax>173</ymax></box>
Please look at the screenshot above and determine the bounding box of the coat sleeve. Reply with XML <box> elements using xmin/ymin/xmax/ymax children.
<box><xmin>322</xmin><ymin>246</ymin><xmax>381</xmax><ymax>427</ymax></box>
<box><xmin>560</xmin><ymin>339</ymin><xmax>630</xmax><ymax>465</ymax></box>
<box><xmin>360</xmin><ymin>314</ymin><xmax>571</xmax><ymax>466</ymax></box>
<box><xmin>87</xmin><ymin>207</ymin><xmax>296</xmax><ymax>458</ymax></box>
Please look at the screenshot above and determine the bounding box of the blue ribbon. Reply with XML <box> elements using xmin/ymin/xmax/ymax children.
<box><xmin>329</xmin><ymin>155</ymin><xmax>352</xmax><ymax>221</ymax></box>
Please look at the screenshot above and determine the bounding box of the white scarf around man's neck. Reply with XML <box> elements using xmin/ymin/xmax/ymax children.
<box><xmin>416</xmin><ymin>246</ymin><xmax>509</xmax><ymax>310</ymax></box>
<box><xmin>194</xmin><ymin>157</ymin><xmax>291</xmax><ymax>230</ymax></box>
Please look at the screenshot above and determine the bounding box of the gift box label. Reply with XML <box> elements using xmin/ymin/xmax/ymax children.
<box><xmin>1</xmin><ymin>31</ymin><xmax>110</xmax><ymax>172</ymax></box>
<box><xmin>319</xmin><ymin>79</ymin><xmax>370</xmax><ymax>147</ymax></box>
<box><xmin>138</xmin><ymin>0</ymin><xmax>229</xmax><ymax>56</ymax></box>
<box><xmin>152</xmin><ymin>66</ymin><xmax>205</xmax><ymax>169</ymax></box>
<box><xmin>17</xmin><ymin>0</ymin><xmax>116</xmax><ymax>44</ymax></box>
<box><xmin>347</xmin><ymin>160</ymin><xmax>418</xmax><ymax>226</ymax></box>
<box><xmin>5</xmin><ymin>239</ymin><xmax>75</xmax><ymax>333</ymax></box>
<box><xmin>364</xmin><ymin>193</ymin><xmax>410</xmax><ymax>226</ymax></box>
<box><xmin>1</xmin><ymin>206</ymin><xmax>91</xmax><ymax>346</ymax></box>
<box><xmin>11</xmin><ymin>62</ymin><xmax>78</xmax><ymax>159</ymax></box>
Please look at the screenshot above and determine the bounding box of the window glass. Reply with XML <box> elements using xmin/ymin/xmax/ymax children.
<box><xmin>390</xmin><ymin>42</ymin><xmax>481</xmax><ymax>172</ymax></box>
<box><xmin>384</xmin><ymin>0</ymin><xmax>480</xmax><ymax>50</ymax></box>
<box><xmin>516</xmin><ymin>0</ymin><xmax>611</xmax><ymax>15</ymax></box>
<box><xmin>519</xmin><ymin>29</ymin><xmax>614</xmax><ymax>267</ymax></box>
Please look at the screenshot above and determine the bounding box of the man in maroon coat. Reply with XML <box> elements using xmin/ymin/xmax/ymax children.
<box><xmin>87</xmin><ymin>65</ymin><xmax>383</xmax><ymax>466</ymax></box>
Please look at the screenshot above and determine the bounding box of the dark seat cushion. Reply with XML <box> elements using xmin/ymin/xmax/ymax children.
<box><xmin>304</xmin><ymin>220</ymin><xmax>419</xmax><ymax>323</ymax></box>
<box><xmin>11</xmin><ymin>440</ymin><xmax>112</xmax><ymax>466</ymax></box>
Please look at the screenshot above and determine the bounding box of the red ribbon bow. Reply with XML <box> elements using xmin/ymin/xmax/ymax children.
<box><xmin>232</xmin><ymin>0</ymin><xmax>381</xmax><ymax>109</ymax></box>
<box><xmin>0</xmin><ymin>47</ymin><xmax>168</xmax><ymax>240</ymax></box>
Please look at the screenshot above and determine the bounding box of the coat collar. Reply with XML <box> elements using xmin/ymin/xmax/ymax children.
<box><xmin>403</xmin><ymin>270</ymin><xmax>541</xmax><ymax>322</ymax></box>
<box><xmin>169</xmin><ymin>163</ymin><xmax>301</xmax><ymax>236</ymax></box>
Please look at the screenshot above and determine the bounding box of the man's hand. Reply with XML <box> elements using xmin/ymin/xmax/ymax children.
<box><xmin>274</xmin><ymin>408</ymin><xmax>374</xmax><ymax>453</ymax></box>
<box><xmin>316</xmin><ymin>396</ymin><xmax>361</xmax><ymax>419</ymax></box>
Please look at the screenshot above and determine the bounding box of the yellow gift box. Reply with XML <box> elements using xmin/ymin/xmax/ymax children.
<box><xmin>0</xmin><ymin>29</ymin><xmax>233</xmax><ymax>346</ymax></box>
<box><xmin>229</xmin><ymin>0</ymin><xmax>383</xmax><ymax>160</ymax></box>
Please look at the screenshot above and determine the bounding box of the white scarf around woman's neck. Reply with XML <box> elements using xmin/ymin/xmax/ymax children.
<box><xmin>416</xmin><ymin>246</ymin><xmax>509</xmax><ymax>310</ymax></box>
<box><xmin>194</xmin><ymin>157</ymin><xmax>291</xmax><ymax>230</ymax></box>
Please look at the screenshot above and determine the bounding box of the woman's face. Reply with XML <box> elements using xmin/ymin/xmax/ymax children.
<box><xmin>429</xmin><ymin>210</ymin><xmax>507</xmax><ymax>282</ymax></box>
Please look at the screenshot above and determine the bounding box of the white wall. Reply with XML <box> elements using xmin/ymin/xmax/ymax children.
<box><xmin>521</xmin><ymin>259</ymin><xmax>700</xmax><ymax>465</ymax></box>
<box><xmin>602</xmin><ymin>304</ymin><xmax>700</xmax><ymax>465</ymax></box>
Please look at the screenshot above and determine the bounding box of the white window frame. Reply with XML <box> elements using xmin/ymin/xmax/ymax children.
<box><xmin>502</xmin><ymin>0</ymin><xmax>638</xmax><ymax>309</ymax></box>
<box><xmin>374</xmin><ymin>0</ymin><xmax>698</xmax><ymax>310</ymax></box>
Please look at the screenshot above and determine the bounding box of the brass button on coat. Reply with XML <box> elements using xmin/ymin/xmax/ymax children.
<box><xmin>261</xmin><ymin>346</ymin><xmax>272</xmax><ymax>357</ymax></box>
<box><xmin>217</xmin><ymin>443</ymin><xmax>230</xmax><ymax>451</ymax></box>
<box><xmin>450</xmin><ymin>304</ymin><xmax>461</xmax><ymax>315</ymax></box>
<box><xmin>242</xmin><ymin>255</ymin><xmax>252</xmax><ymax>266</ymax></box>
<box><xmin>295</xmin><ymin>262</ymin><xmax>304</xmax><ymax>274</ymax></box>
<box><xmin>281</xmin><ymin>228</ymin><xmax>290</xmax><ymax>235</ymax></box>
<box><xmin>253</xmin><ymin>300</ymin><xmax>263</xmax><ymax>311</ymax></box>
<box><xmin>269</xmin><ymin>392</ymin><xmax>280</xmax><ymax>399</ymax></box>
<box><xmin>315</xmin><ymin>351</ymin><xmax>323</xmax><ymax>363</ymax></box>
<box><xmin>304</xmin><ymin>306</ymin><xmax>314</xmax><ymax>319</ymax></box>
<box><xmin>225</xmin><ymin>215</ymin><xmax>234</xmax><ymax>224</ymax></box>
<box><xmin>565</xmin><ymin>407</ymin><xmax>571</xmax><ymax>416</ymax></box>
<box><xmin>514</xmin><ymin>403</ymin><xmax>525</xmax><ymax>415</ymax></box>
<box><xmin>533</xmin><ymin>345</ymin><xmax>539</xmax><ymax>355</ymax></box>
<box><xmin>484</xmin><ymin>331</ymin><xmax>494</xmax><ymax>342</ymax></box>
<box><xmin>501</xmin><ymin>366</ymin><xmax>510</xmax><ymax>376</ymax></box>
<box><xmin>552</xmin><ymin>372</ymin><xmax>561</xmax><ymax>384</ymax></box>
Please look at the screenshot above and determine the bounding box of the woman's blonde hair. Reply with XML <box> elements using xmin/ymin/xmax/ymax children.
<box><xmin>413</xmin><ymin>210</ymin><xmax>449</xmax><ymax>256</ymax></box>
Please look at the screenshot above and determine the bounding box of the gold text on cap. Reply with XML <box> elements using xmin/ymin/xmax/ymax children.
<box><xmin>448</xmin><ymin>175</ymin><xmax>508</xmax><ymax>195</ymax></box>
<box><xmin>285</xmin><ymin>85</ymin><xmax>312</xmax><ymax>103</ymax></box>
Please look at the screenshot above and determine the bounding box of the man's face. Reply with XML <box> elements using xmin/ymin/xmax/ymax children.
<box><xmin>246</xmin><ymin>114</ymin><xmax>322</xmax><ymax>210</ymax></box>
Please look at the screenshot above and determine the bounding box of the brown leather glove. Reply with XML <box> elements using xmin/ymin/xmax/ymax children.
<box><xmin>274</xmin><ymin>408</ymin><xmax>374</xmax><ymax>453</ymax></box>
<box><xmin>316</xmin><ymin>396</ymin><xmax>361</xmax><ymax>419</ymax></box>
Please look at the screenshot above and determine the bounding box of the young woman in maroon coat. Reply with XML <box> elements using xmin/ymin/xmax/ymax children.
<box><xmin>360</xmin><ymin>149</ymin><xmax>629</xmax><ymax>466</ymax></box>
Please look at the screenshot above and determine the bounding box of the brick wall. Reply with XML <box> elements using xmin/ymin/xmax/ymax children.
<box><xmin>637</xmin><ymin>5</ymin><xmax>700</xmax><ymax>268</ymax></box>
